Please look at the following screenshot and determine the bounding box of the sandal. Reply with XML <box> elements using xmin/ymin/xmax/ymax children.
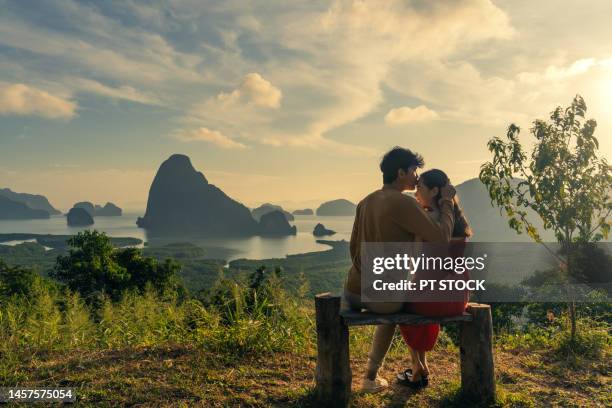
<box><xmin>396</xmin><ymin>369</ymin><xmax>429</xmax><ymax>388</ymax></box>
<box><xmin>396</xmin><ymin>369</ymin><xmax>429</xmax><ymax>381</ymax></box>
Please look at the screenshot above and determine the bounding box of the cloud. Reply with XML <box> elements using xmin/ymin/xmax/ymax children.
<box><xmin>251</xmin><ymin>0</ymin><xmax>513</xmax><ymax>148</ymax></box>
<box><xmin>0</xmin><ymin>0</ymin><xmax>514</xmax><ymax>154</ymax></box>
<box><xmin>217</xmin><ymin>73</ymin><xmax>282</xmax><ymax>109</ymax></box>
<box><xmin>171</xmin><ymin>1</ymin><xmax>513</xmax><ymax>154</ymax></box>
<box><xmin>517</xmin><ymin>58</ymin><xmax>597</xmax><ymax>84</ymax></box>
<box><xmin>387</xmin><ymin>56</ymin><xmax>612</xmax><ymax>127</ymax></box>
<box><xmin>72</xmin><ymin>78</ymin><xmax>162</xmax><ymax>105</ymax></box>
<box><xmin>172</xmin><ymin>127</ymin><xmax>248</xmax><ymax>149</ymax></box>
<box><xmin>385</xmin><ymin>105</ymin><xmax>439</xmax><ymax>125</ymax></box>
<box><xmin>0</xmin><ymin>83</ymin><xmax>76</xmax><ymax>119</ymax></box>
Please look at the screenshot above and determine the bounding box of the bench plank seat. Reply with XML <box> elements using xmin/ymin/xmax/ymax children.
<box><xmin>339</xmin><ymin>309</ymin><xmax>473</xmax><ymax>326</ymax></box>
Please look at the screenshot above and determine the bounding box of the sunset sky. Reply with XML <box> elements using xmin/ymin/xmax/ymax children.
<box><xmin>1</xmin><ymin>0</ymin><xmax>611</xmax><ymax>211</ymax></box>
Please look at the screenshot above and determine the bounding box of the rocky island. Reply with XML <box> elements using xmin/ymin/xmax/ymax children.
<box><xmin>66</xmin><ymin>207</ymin><xmax>94</xmax><ymax>226</ymax></box>
<box><xmin>74</xmin><ymin>202</ymin><xmax>96</xmax><ymax>216</ymax></box>
<box><xmin>137</xmin><ymin>154</ymin><xmax>260</xmax><ymax>236</ymax></box>
<box><xmin>292</xmin><ymin>208</ymin><xmax>313</xmax><ymax>215</ymax></box>
<box><xmin>95</xmin><ymin>202</ymin><xmax>122</xmax><ymax>216</ymax></box>
<box><xmin>252</xmin><ymin>203</ymin><xmax>294</xmax><ymax>221</ymax></box>
<box><xmin>259</xmin><ymin>210</ymin><xmax>297</xmax><ymax>236</ymax></box>
<box><xmin>316</xmin><ymin>199</ymin><xmax>357</xmax><ymax>216</ymax></box>
<box><xmin>74</xmin><ymin>201</ymin><xmax>122</xmax><ymax>216</ymax></box>
<box><xmin>313</xmin><ymin>223</ymin><xmax>336</xmax><ymax>237</ymax></box>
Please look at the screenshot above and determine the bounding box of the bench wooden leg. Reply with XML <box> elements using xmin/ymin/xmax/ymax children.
<box><xmin>315</xmin><ymin>293</ymin><xmax>351</xmax><ymax>407</ymax></box>
<box><xmin>460</xmin><ymin>303</ymin><xmax>495</xmax><ymax>403</ymax></box>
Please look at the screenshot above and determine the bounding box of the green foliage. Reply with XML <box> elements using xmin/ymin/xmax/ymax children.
<box><xmin>201</xmin><ymin>265</ymin><xmax>314</xmax><ymax>356</ymax></box>
<box><xmin>560</xmin><ymin>242</ymin><xmax>612</xmax><ymax>289</ymax></box>
<box><xmin>51</xmin><ymin>230</ymin><xmax>184</xmax><ymax>302</ymax></box>
<box><xmin>480</xmin><ymin>95</ymin><xmax>611</xmax><ymax>244</ymax></box>
<box><xmin>0</xmin><ymin>242</ymin><xmax>58</xmax><ymax>274</ymax></box>
<box><xmin>228</xmin><ymin>240</ymin><xmax>351</xmax><ymax>296</ymax></box>
<box><xmin>0</xmin><ymin>259</ymin><xmax>39</xmax><ymax>299</ymax></box>
<box><xmin>496</xmin><ymin>310</ymin><xmax>609</xmax><ymax>360</ymax></box>
<box><xmin>553</xmin><ymin>316</ymin><xmax>610</xmax><ymax>360</ymax></box>
<box><xmin>479</xmin><ymin>96</ymin><xmax>611</xmax><ymax>340</ymax></box>
<box><xmin>143</xmin><ymin>242</ymin><xmax>207</xmax><ymax>260</ymax></box>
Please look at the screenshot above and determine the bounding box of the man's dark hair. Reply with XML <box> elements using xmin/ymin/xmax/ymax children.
<box><xmin>380</xmin><ymin>146</ymin><xmax>424</xmax><ymax>184</ymax></box>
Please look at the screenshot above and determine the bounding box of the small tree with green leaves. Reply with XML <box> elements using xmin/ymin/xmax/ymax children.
<box><xmin>479</xmin><ymin>95</ymin><xmax>611</xmax><ymax>341</ymax></box>
<box><xmin>52</xmin><ymin>230</ymin><xmax>183</xmax><ymax>303</ymax></box>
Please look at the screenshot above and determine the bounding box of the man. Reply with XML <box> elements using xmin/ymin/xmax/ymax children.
<box><xmin>343</xmin><ymin>146</ymin><xmax>456</xmax><ymax>393</ymax></box>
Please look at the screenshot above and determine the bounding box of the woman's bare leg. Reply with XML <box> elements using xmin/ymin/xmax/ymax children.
<box><xmin>409</xmin><ymin>347</ymin><xmax>425</xmax><ymax>380</ymax></box>
<box><xmin>418</xmin><ymin>351</ymin><xmax>429</xmax><ymax>377</ymax></box>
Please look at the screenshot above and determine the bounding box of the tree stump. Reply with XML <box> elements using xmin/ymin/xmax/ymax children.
<box><xmin>459</xmin><ymin>303</ymin><xmax>495</xmax><ymax>403</ymax></box>
<box><xmin>314</xmin><ymin>293</ymin><xmax>351</xmax><ymax>407</ymax></box>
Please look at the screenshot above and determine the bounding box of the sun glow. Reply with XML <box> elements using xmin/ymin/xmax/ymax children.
<box><xmin>601</xmin><ymin>75</ymin><xmax>612</xmax><ymax>114</ymax></box>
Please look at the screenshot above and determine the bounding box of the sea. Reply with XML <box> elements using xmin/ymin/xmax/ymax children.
<box><xmin>0</xmin><ymin>213</ymin><xmax>355</xmax><ymax>262</ymax></box>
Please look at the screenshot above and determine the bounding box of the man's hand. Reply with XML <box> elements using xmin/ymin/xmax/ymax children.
<box><xmin>440</xmin><ymin>184</ymin><xmax>456</xmax><ymax>201</ymax></box>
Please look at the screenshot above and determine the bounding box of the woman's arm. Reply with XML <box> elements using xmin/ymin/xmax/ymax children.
<box><xmin>393</xmin><ymin>192</ymin><xmax>455</xmax><ymax>243</ymax></box>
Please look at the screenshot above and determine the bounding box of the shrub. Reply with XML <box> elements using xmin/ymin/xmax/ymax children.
<box><xmin>51</xmin><ymin>230</ymin><xmax>184</xmax><ymax>302</ymax></box>
<box><xmin>0</xmin><ymin>259</ymin><xmax>39</xmax><ymax>300</ymax></box>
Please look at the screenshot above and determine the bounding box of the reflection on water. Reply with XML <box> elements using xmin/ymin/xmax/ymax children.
<box><xmin>0</xmin><ymin>213</ymin><xmax>356</xmax><ymax>261</ymax></box>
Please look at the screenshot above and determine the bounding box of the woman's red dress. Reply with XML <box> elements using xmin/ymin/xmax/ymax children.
<box><xmin>399</xmin><ymin>238</ymin><xmax>469</xmax><ymax>351</ymax></box>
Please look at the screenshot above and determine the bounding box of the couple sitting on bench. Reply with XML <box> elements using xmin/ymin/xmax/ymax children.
<box><xmin>342</xmin><ymin>146</ymin><xmax>472</xmax><ymax>393</ymax></box>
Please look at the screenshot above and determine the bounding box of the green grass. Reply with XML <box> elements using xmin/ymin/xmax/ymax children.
<box><xmin>2</xmin><ymin>301</ymin><xmax>610</xmax><ymax>406</ymax></box>
<box><xmin>1</xmin><ymin>239</ymin><xmax>610</xmax><ymax>407</ymax></box>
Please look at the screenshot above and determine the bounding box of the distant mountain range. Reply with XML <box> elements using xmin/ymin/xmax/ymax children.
<box><xmin>0</xmin><ymin>195</ymin><xmax>50</xmax><ymax>220</ymax></box>
<box><xmin>0</xmin><ymin>188</ymin><xmax>60</xmax><ymax>216</ymax></box>
<box><xmin>0</xmin><ymin>169</ymin><xmax>577</xmax><ymax>243</ymax></box>
<box><xmin>455</xmin><ymin>178</ymin><xmax>554</xmax><ymax>242</ymax></box>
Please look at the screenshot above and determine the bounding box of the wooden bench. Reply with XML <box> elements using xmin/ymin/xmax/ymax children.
<box><xmin>314</xmin><ymin>293</ymin><xmax>495</xmax><ymax>407</ymax></box>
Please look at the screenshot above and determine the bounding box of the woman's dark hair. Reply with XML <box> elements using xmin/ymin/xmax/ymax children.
<box><xmin>380</xmin><ymin>146</ymin><xmax>424</xmax><ymax>184</ymax></box>
<box><xmin>419</xmin><ymin>169</ymin><xmax>472</xmax><ymax>238</ymax></box>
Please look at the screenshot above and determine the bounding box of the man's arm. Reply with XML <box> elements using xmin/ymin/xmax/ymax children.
<box><xmin>393</xmin><ymin>194</ymin><xmax>455</xmax><ymax>243</ymax></box>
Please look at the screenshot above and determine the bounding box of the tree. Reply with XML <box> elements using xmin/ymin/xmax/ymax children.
<box><xmin>0</xmin><ymin>259</ymin><xmax>39</xmax><ymax>299</ymax></box>
<box><xmin>479</xmin><ymin>95</ymin><xmax>611</xmax><ymax>341</ymax></box>
<box><xmin>52</xmin><ymin>230</ymin><xmax>183</xmax><ymax>302</ymax></box>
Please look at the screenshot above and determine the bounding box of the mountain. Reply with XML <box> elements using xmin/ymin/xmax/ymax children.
<box><xmin>292</xmin><ymin>208</ymin><xmax>313</xmax><ymax>215</ymax></box>
<box><xmin>74</xmin><ymin>201</ymin><xmax>122</xmax><ymax>217</ymax></box>
<box><xmin>259</xmin><ymin>210</ymin><xmax>297</xmax><ymax>236</ymax></box>
<box><xmin>0</xmin><ymin>195</ymin><xmax>50</xmax><ymax>219</ymax></box>
<box><xmin>251</xmin><ymin>203</ymin><xmax>294</xmax><ymax>222</ymax></box>
<box><xmin>455</xmin><ymin>178</ymin><xmax>554</xmax><ymax>242</ymax></box>
<box><xmin>0</xmin><ymin>188</ymin><xmax>60</xmax><ymax>215</ymax></box>
<box><xmin>95</xmin><ymin>202</ymin><xmax>122</xmax><ymax>216</ymax></box>
<box><xmin>74</xmin><ymin>201</ymin><xmax>95</xmax><ymax>216</ymax></box>
<box><xmin>137</xmin><ymin>154</ymin><xmax>259</xmax><ymax>236</ymax></box>
<box><xmin>316</xmin><ymin>199</ymin><xmax>357</xmax><ymax>216</ymax></box>
<box><xmin>66</xmin><ymin>207</ymin><xmax>94</xmax><ymax>226</ymax></box>
<box><xmin>313</xmin><ymin>223</ymin><xmax>336</xmax><ymax>237</ymax></box>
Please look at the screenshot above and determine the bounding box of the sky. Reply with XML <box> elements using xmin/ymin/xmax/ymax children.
<box><xmin>1</xmin><ymin>0</ymin><xmax>611</xmax><ymax>212</ymax></box>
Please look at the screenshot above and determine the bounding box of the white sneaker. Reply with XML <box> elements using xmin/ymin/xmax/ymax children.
<box><xmin>361</xmin><ymin>375</ymin><xmax>389</xmax><ymax>393</ymax></box>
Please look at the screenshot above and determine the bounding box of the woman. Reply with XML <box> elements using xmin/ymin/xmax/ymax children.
<box><xmin>397</xmin><ymin>169</ymin><xmax>472</xmax><ymax>387</ymax></box>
